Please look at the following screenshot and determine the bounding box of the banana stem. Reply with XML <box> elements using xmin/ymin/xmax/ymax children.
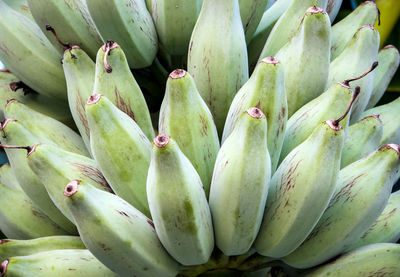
<box><xmin>332</xmin><ymin>86</ymin><xmax>361</xmax><ymax>126</ymax></box>
<box><xmin>342</xmin><ymin>62</ymin><xmax>379</xmax><ymax>87</ymax></box>
<box><xmin>45</xmin><ymin>24</ymin><xmax>70</xmax><ymax>49</ymax></box>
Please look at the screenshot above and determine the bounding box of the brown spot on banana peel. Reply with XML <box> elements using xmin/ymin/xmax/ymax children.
<box><xmin>69</xmin><ymin>163</ymin><xmax>112</xmax><ymax>192</ymax></box>
<box><xmin>1</xmin><ymin>259</ymin><xmax>8</xmax><ymax>275</ymax></box>
<box><xmin>76</xmin><ymin>89</ymin><xmax>90</xmax><ymax>138</ymax></box>
<box><xmin>361</xmin><ymin>208</ymin><xmax>397</xmax><ymax>238</ymax></box>
<box><xmin>64</xmin><ymin>180</ymin><xmax>80</xmax><ymax>197</ymax></box>
<box><xmin>102</xmin><ymin>41</ymin><xmax>119</xmax><ymax>73</ymax></box>
<box><xmin>114</xmin><ymin>88</ymin><xmax>135</xmax><ymax>122</ymax></box>
<box><xmin>199</xmin><ymin>115</ymin><xmax>208</xmax><ymax>137</ymax></box>
<box><xmin>329</xmin><ymin>174</ymin><xmax>366</xmax><ymax>207</ymax></box>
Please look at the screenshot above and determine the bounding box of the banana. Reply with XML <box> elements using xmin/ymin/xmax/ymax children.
<box><xmin>282</xmin><ymin>144</ymin><xmax>400</xmax><ymax>269</ymax></box>
<box><xmin>64</xmin><ymin>180</ymin><xmax>179</xmax><ymax>277</ymax></box>
<box><xmin>27</xmin><ymin>0</ymin><xmax>103</xmax><ymax>59</ymax></box>
<box><xmin>326</xmin><ymin>0</ymin><xmax>343</xmax><ymax>22</ymax></box>
<box><xmin>327</xmin><ymin>25</ymin><xmax>379</xmax><ymax>123</ymax></box>
<box><xmin>0</xmin><ymin>236</ymin><xmax>85</xmax><ymax>261</ymax></box>
<box><xmin>62</xmin><ymin>46</ymin><xmax>94</xmax><ymax>151</ymax></box>
<box><xmin>147</xmin><ymin>134</ymin><xmax>214</xmax><ymax>265</ymax></box>
<box><xmin>346</xmin><ymin>190</ymin><xmax>400</xmax><ymax>251</ymax></box>
<box><xmin>159</xmin><ymin>69</ymin><xmax>220</xmax><ymax>197</ymax></box>
<box><xmin>85</xmin><ymin>0</ymin><xmax>158</xmax><ymax>69</ymax></box>
<box><xmin>187</xmin><ymin>0</ymin><xmax>249</xmax><ymax>134</ymax></box>
<box><xmin>93</xmin><ymin>41</ymin><xmax>154</xmax><ymax>140</ymax></box>
<box><xmin>85</xmin><ymin>94</ymin><xmax>152</xmax><ymax>218</ymax></box>
<box><xmin>275</xmin><ymin>6</ymin><xmax>331</xmax><ymax>117</ymax></box>
<box><xmin>151</xmin><ymin>0</ymin><xmax>202</xmax><ymax>56</ymax></box>
<box><xmin>146</xmin><ymin>0</ymin><xmax>152</xmax><ymax>13</ymax></box>
<box><xmin>26</xmin><ymin>143</ymin><xmax>112</xmax><ymax>222</ymax></box>
<box><xmin>247</xmin><ymin>0</ymin><xmax>294</xmax><ymax>70</ymax></box>
<box><xmin>361</xmin><ymin>97</ymin><xmax>400</xmax><ymax>145</ymax></box>
<box><xmin>304</xmin><ymin>243</ymin><xmax>400</xmax><ymax>277</ymax></box>
<box><xmin>0</xmin><ymin>0</ymin><xmax>67</xmax><ymax>100</ymax></box>
<box><xmin>222</xmin><ymin>57</ymin><xmax>287</xmax><ymax>172</ymax></box>
<box><xmin>3</xmin><ymin>0</ymin><xmax>34</xmax><ymax>21</ymax></box>
<box><xmin>0</xmin><ymin>182</ymin><xmax>70</xmax><ymax>240</ymax></box>
<box><xmin>0</xmin><ymin>164</ymin><xmax>20</xmax><ymax>190</ymax></box>
<box><xmin>0</xmin><ymin>249</ymin><xmax>118</xmax><ymax>276</ymax></box>
<box><xmin>239</xmin><ymin>0</ymin><xmax>269</xmax><ymax>43</ymax></box>
<box><xmin>331</xmin><ymin>1</ymin><xmax>378</xmax><ymax>61</ymax></box>
<box><xmin>258</xmin><ymin>0</ymin><xmax>328</xmax><ymax>59</ymax></box>
<box><xmin>366</xmin><ymin>45</ymin><xmax>400</xmax><ymax>109</ymax></box>
<box><xmin>340</xmin><ymin>114</ymin><xmax>383</xmax><ymax>168</ymax></box>
<box><xmin>209</xmin><ymin>108</ymin><xmax>271</xmax><ymax>256</ymax></box>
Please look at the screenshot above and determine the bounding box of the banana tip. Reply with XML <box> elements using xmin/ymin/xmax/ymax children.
<box><xmin>306</xmin><ymin>6</ymin><xmax>325</xmax><ymax>14</ymax></box>
<box><xmin>0</xmin><ymin>118</ymin><xmax>17</xmax><ymax>131</ymax></box>
<box><xmin>154</xmin><ymin>134</ymin><xmax>170</xmax><ymax>148</ymax></box>
<box><xmin>261</xmin><ymin>57</ymin><xmax>279</xmax><ymax>65</ymax></box>
<box><xmin>169</xmin><ymin>69</ymin><xmax>186</xmax><ymax>79</ymax></box>
<box><xmin>0</xmin><ymin>259</ymin><xmax>8</xmax><ymax>276</ymax></box>
<box><xmin>27</xmin><ymin>144</ymin><xmax>38</xmax><ymax>157</ymax></box>
<box><xmin>0</xmin><ymin>240</ymin><xmax>9</xmax><ymax>245</ymax></box>
<box><xmin>380</xmin><ymin>144</ymin><xmax>400</xmax><ymax>157</ymax></box>
<box><xmin>64</xmin><ymin>180</ymin><xmax>80</xmax><ymax>197</ymax></box>
<box><xmin>87</xmin><ymin>94</ymin><xmax>102</xmax><ymax>105</ymax></box>
<box><xmin>246</xmin><ymin>107</ymin><xmax>264</xmax><ymax>119</ymax></box>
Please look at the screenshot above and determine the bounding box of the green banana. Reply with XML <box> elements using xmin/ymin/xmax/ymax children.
<box><xmin>62</xmin><ymin>46</ymin><xmax>94</xmax><ymax>151</ymax></box>
<box><xmin>0</xmin><ymin>164</ymin><xmax>20</xmax><ymax>190</ymax></box>
<box><xmin>187</xmin><ymin>0</ymin><xmax>249</xmax><ymax>134</ymax></box>
<box><xmin>147</xmin><ymin>134</ymin><xmax>214</xmax><ymax>265</ymax></box>
<box><xmin>222</xmin><ymin>57</ymin><xmax>287</xmax><ymax>172</ymax></box>
<box><xmin>3</xmin><ymin>0</ymin><xmax>34</xmax><ymax>21</ymax></box>
<box><xmin>86</xmin><ymin>0</ymin><xmax>158</xmax><ymax>69</ymax></box>
<box><xmin>327</xmin><ymin>25</ymin><xmax>379</xmax><ymax>123</ymax></box>
<box><xmin>239</xmin><ymin>0</ymin><xmax>269</xmax><ymax>43</ymax></box>
<box><xmin>331</xmin><ymin>1</ymin><xmax>379</xmax><ymax>61</ymax></box>
<box><xmin>64</xmin><ymin>180</ymin><xmax>179</xmax><ymax>277</ymax></box>
<box><xmin>27</xmin><ymin>0</ymin><xmax>103</xmax><ymax>59</ymax></box>
<box><xmin>0</xmin><ymin>1</ymin><xmax>67</xmax><ymax>100</ymax></box>
<box><xmin>0</xmin><ymin>249</ymin><xmax>118</xmax><ymax>276</ymax></box>
<box><xmin>159</xmin><ymin>69</ymin><xmax>220</xmax><ymax>197</ymax></box>
<box><xmin>340</xmin><ymin>114</ymin><xmax>383</xmax><ymax>169</ymax></box>
<box><xmin>367</xmin><ymin>45</ymin><xmax>400</xmax><ymax>109</ymax></box>
<box><xmin>0</xmin><ymin>182</ymin><xmax>70</xmax><ymax>240</ymax></box>
<box><xmin>209</xmin><ymin>108</ymin><xmax>271</xmax><ymax>256</ymax></box>
<box><xmin>326</xmin><ymin>0</ymin><xmax>343</xmax><ymax>22</ymax></box>
<box><xmin>0</xmin><ymin>236</ymin><xmax>85</xmax><ymax>261</ymax></box>
<box><xmin>304</xmin><ymin>243</ymin><xmax>400</xmax><ymax>277</ymax></box>
<box><xmin>275</xmin><ymin>6</ymin><xmax>331</xmax><ymax>117</ymax></box>
<box><xmin>346</xmin><ymin>190</ymin><xmax>400</xmax><ymax>251</ymax></box>
<box><xmin>151</xmin><ymin>0</ymin><xmax>203</xmax><ymax>56</ymax></box>
<box><xmin>85</xmin><ymin>94</ymin><xmax>151</xmax><ymax>218</ymax></box>
<box><xmin>283</xmin><ymin>144</ymin><xmax>400</xmax><ymax>269</ymax></box>
<box><xmin>361</xmin><ymin>97</ymin><xmax>400</xmax><ymax>145</ymax></box>
<box><xmin>93</xmin><ymin>41</ymin><xmax>154</xmax><ymax>140</ymax></box>
<box><xmin>146</xmin><ymin>0</ymin><xmax>152</xmax><ymax>13</ymax></box>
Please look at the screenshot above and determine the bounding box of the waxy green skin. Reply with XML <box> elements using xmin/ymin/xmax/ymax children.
<box><xmin>367</xmin><ymin>45</ymin><xmax>400</xmax><ymax>109</ymax></box>
<box><xmin>62</xmin><ymin>46</ymin><xmax>95</xmax><ymax>152</ymax></box>
<box><xmin>93</xmin><ymin>44</ymin><xmax>155</xmax><ymax>140</ymax></box>
<box><xmin>361</xmin><ymin>97</ymin><xmax>400</xmax><ymax>145</ymax></box>
<box><xmin>210</xmin><ymin>111</ymin><xmax>271</xmax><ymax>256</ymax></box>
<box><xmin>283</xmin><ymin>145</ymin><xmax>400</xmax><ymax>269</ymax></box>
<box><xmin>0</xmin><ymin>182</ymin><xmax>70</xmax><ymax>240</ymax></box>
<box><xmin>326</xmin><ymin>0</ymin><xmax>343</xmax><ymax>22</ymax></box>
<box><xmin>305</xmin><ymin>243</ymin><xmax>400</xmax><ymax>277</ymax></box>
<box><xmin>238</xmin><ymin>0</ymin><xmax>269</xmax><ymax>43</ymax></box>
<box><xmin>222</xmin><ymin>58</ymin><xmax>287</xmax><ymax>172</ymax></box>
<box><xmin>65</xmin><ymin>182</ymin><xmax>179</xmax><ymax>277</ymax></box>
<box><xmin>0</xmin><ymin>249</ymin><xmax>118</xmax><ymax>277</ymax></box>
<box><xmin>27</xmin><ymin>0</ymin><xmax>103</xmax><ymax>59</ymax></box>
<box><xmin>27</xmin><ymin>143</ymin><xmax>112</xmax><ymax>223</ymax></box>
<box><xmin>86</xmin><ymin>0</ymin><xmax>157</xmax><ymax>68</ymax></box>
<box><xmin>187</xmin><ymin>0</ymin><xmax>249</xmax><ymax>134</ymax></box>
<box><xmin>5</xmin><ymin>100</ymin><xmax>89</xmax><ymax>157</ymax></box>
<box><xmin>327</xmin><ymin>25</ymin><xmax>379</xmax><ymax>124</ymax></box>
<box><xmin>275</xmin><ymin>7</ymin><xmax>331</xmax><ymax>117</ymax></box>
<box><xmin>0</xmin><ymin>1</ymin><xmax>67</xmax><ymax>101</ymax></box>
<box><xmin>255</xmin><ymin>122</ymin><xmax>344</xmax><ymax>258</ymax></box>
<box><xmin>340</xmin><ymin>115</ymin><xmax>383</xmax><ymax>169</ymax></box>
<box><xmin>159</xmin><ymin>71</ymin><xmax>219</xmax><ymax>197</ymax></box>
<box><xmin>0</xmin><ymin>164</ymin><xmax>20</xmax><ymax>190</ymax></box>
<box><xmin>257</xmin><ymin>0</ymin><xmax>328</xmax><ymax>59</ymax></box>
<box><xmin>279</xmin><ymin>83</ymin><xmax>352</xmax><ymax>163</ymax></box>
<box><xmin>0</xmin><ymin>121</ymin><xmax>77</xmax><ymax>234</ymax></box>
<box><xmin>86</xmin><ymin>95</ymin><xmax>152</xmax><ymax>218</ymax></box>
<box><xmin>346</xmin><ymin>190</ymin><xmax>400</xmax><ymax>251</ymax></box>
<box><xmin>3</xmin><ymin>0</ymin><xmax>34</xmax><ymax>21</ymax></box>
<box><xmin>0</xmin><ymin>236</ymin><xmax>85</xmax><ymax>261</ymax></box>
<box><xmin>331</xmin><ymin>1</ymin><xmax>378</xmax><ymax>61</ymax></box>
<box><xmin>147</xmin><ymin>137</ymin><xmax>214</xmax><ymax>265</ymax></box>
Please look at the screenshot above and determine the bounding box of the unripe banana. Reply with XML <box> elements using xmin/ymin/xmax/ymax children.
<box><xmin>340</xmin><ymin>114</ymin><xmax>383</xmax><ymax>168</ymax></box>
<box><xmin>326</xmin><ymin>0</ymin><xmax>343</xmax><ymax>22</ymax></box>
<box><xmin>187</xmin><ymin>0</ymin><xmax>249</xmax><ymax>134</ymax></box>
<box><xmin>331</xmin><ymin>1</ymin><xmax>379</xmax><ymax>60</ymax></box>
<box><xmin>86</xmin><ymin>94</ymin><xmax>151</xmax><ymax>218</ymax></box>
<box><xmin>86</xmin><ymin>0</ymin><xmax>158</xmax><ymax>69</ymax></box>
<box><xmin>0</xmin><ymin>164</ymin><xmax>20</xmax><ymax>190</ymax></box>
<box><xmin>159</xmin><ymin>69</ymin><xmax>219</xmax><ymax>197</ymax></box>
<box><xmin>0</xmin><ymin>249</ymin><xmax>118</xmax><ymax>276</ymax></box>
<box><xmin>367</xmin><ymin>45</ymin><xmax>400</xmax><ymax>109</ymax></box>
<box><xmin>3</xmin><ymin>0</ymin><xmax>34</xmax><ymax>21</ymax></box>
<box><xmin>275</xmin><ymin>6</ymin><xmax>331</xmax><ymax>117</ymax></box>
<box><xmin>239</xmin><ymin>0</ymin><xmax>269</xmax><ymax>43</ymax></box>
<box><xmin>283</xmin><ymin>144</ymin><xmax>400</xmax><ymax>269</ymax></box>
<box><xmin>0</xmin><ymin>236</ymin><xmax>85</xmax><ymax>261</ymax></box>
<box><xmin>93</xmin><ymin>41</ymin><xmax>154</xmax><ymax>140</ymax></box>
<box><xmin>0</xmin><ymin>1</ymin><xmax>67</xmax><ymax>100</ymax></box>
<box><xmin>210</xmin><ymin>108</ymin><xmax>271</xmax><ymax>256</ymax></box>
<box><xmin>64</xmin><ymin>180</ymin><xmax>179</xmax><ymax>277</ymax></box>
<box><xmin>222</xmin><ymin>57</ymin><xmax>287</xmax><ymax>172</ymax></box>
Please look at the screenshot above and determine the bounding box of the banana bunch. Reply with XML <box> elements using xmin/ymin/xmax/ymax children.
<box><xmin>0</xmin><ymin>0</ymin><xmax>400</xmax><ymax>276</ymax></box>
